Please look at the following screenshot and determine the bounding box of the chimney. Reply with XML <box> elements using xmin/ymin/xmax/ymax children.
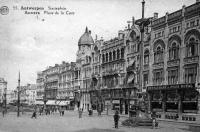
<box><xmin>95</xmin><ymin>34</ymin><xmax>98</xmax><ymax>40</ymax></box>
<box><xmin>153</xmin><ymin>12</ymin><xmax>158</xmax><ymax>19</ymax></box>
<box><xmin>85</xmin><ymin>26</ymin><xmax>88</xmax><ymax>33</ymax></box>
<box><xmin>128</xmin><ymin>24</ymin><xmax>130</xmax><ymax>29</ymax></box>
<box><xmin>127</xmin><ymin>21</ymin><xmax>131</xmax><ymax>29</ymax></box>
<box><xmin>132</xmin><ymin>17</ymin><xmax>135</xmax><ymax>26</ymax></box>
<box><xmin>89</xmin><ymin>30</ymin><xmax>91</xmax><ymax>34</ymax></box>
<box><xmin>196</xmin><ymin>0</ymin><xmax>200</xmax><ymax>3</ymax></box>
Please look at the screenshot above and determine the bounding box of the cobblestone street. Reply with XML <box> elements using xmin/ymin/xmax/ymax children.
<box><xmin>0</xmin><ymin>111</ymin><xmax>192</xmax><ymax>132</ymax></box>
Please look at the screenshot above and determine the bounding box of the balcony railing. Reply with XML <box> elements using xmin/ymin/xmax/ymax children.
<box><xmin>143</xmin><ymin>64</ymin><xmax>149</xmax><ymax>71</ymax></box>
<box><xmin>153</xmin><ymin>62</ymin><xmax>164</xmax><ymax>69</ymax></box>
<box><xmin>167</xmin><ymin>59</ymin><xmax>180</xmax><ymax>67</ymax></box>
<box><xmin>184</xmin><ymin>56</ymin><xmax>199</xmax><ymax>64</ymax></box>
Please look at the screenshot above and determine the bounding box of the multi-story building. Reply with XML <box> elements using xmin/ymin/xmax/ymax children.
<box><xmin>58</xmin><ymin>61</ymin><xmax>76</xmax><ymax>109</ymax></box>
<box><xmin>76</xmin><ymin>27</ymin><xmax>94</xmax><ymax>111</ymax></box>
<box><xmin>36</xmin><ymin>71</ymin><xmax>45</xmax><ymax>104</ymax></box>
<box><xmin>101</xmin><ymin>30</ymin><xmax>126</xmax><ymax>114</ymax></box>
<box><xmin>147</xmin><ymin>1</ymin><xmax>200</xmax><ymax>121</ymax></box>
<box><xmin>0</xmin><ymin>78</ymin><xmax>7</xmax><ymax>107</ymax></box>
<box><xmin>89</xmin><ymin>37</ymin><xmax>103</xmax><ymax>110</ymax></box>
<box><xmin>123</xmin><ymin>17</ymin><xmax>143</xmax><ymax>115</ymax></box>
<box><xmin>43</xmin><ymin>64</ymin><xmax>60</xmax><ymax>100</ymax></box>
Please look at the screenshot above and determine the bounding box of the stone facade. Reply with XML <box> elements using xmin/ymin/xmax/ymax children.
<box><xmin>0</xmin><ymin>78</ymin><xmax>7</xmax><ymax>106</ymax></box>
<box><xmin>147</xmin><ymin>1</ymin><xmax>200</xmax><ymax>121</ymax></box>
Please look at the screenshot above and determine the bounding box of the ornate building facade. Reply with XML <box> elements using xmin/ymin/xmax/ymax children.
<box><xmin>147</xmin><ymin>1</ymin><xmax>200</xmax><ymax>121</ymax></box>
<box><xmin>76</xmin><ymin>27</ymin><xmax>94</xmax><ymax>111</ymax></box>
<box><xmin>100</xmin><ymin>30</ymin><xmax>126</xmax><ymax>114</ymax></box>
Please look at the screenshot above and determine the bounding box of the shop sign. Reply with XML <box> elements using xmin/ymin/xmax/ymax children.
<box><xmin>112</xmin><ymin>100</ymin><xmax>119</xmax><ymax>104</ymax></box>
<box><xmin>105</xmin><ymin>100</ymin><xmax>111</xmax><ymax>105</ymax></box>
<box><xmin>147</xmin><ymin>83</ymin><xmax>195</xmax><ymax>91</ymax></box>
<box><xmin>130</xmin><ymin>100</ymin><xmax>135</xmax><ymax>104</ymax></box>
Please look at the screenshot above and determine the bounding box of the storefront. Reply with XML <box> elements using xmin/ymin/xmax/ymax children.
<box><xmin>147</xmin><ymin>83</ymin><xmax>199</xmax><ymax>121</ymax></box>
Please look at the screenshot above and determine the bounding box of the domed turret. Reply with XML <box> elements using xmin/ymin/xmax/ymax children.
<box><xmin>78</xmin><ymin>27</ymin><xmax>94</xmax><ymax>46</ymax></box>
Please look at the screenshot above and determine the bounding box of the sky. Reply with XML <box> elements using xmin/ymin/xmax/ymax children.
<box><xmin>0</xmin><ymin>0</ymin><xmax>196</xmax><ymax>90</ymax></box>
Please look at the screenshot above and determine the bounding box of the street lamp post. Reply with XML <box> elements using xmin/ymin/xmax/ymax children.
<box><xmin>43</xmin><ymin>76</ymin><xmax>48</xmax><ymax>110</ymax></box>
<box><xmin>3</xmin><ymin>81</ymin><xmax>7</xmax><ymax>115</ymax></box>
<box><xmin>17</xmin><ymin>72</ymin><xmax>20</xmax><ymax>117</ymax></box>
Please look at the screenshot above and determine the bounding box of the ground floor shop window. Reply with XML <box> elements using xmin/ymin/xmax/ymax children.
<box><xmin>151</xmin><ymin>102</ymin><xmax>162</xmax><ymax>111</ymax></box>
<box><xmin>113</xmin><ymin>104</ymin><xmax>120</xmax><ymax>111</ymax></box>
<box><xmin>182</xmin><ymin>102</ymin><xmax>198</xmax><ymax>113</ymax></box>
<box><xmin>166</xmin><ymin>102</ymin><xmax>178</xmax><ymax>112</ymax></box>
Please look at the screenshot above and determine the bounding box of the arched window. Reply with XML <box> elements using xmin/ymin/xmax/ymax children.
<box><xmin>121</xmin><ymin>48</ymin><xmax>124</xmax><ymax>59</ymax></box>
<box><xmin>144</xmin><ymin>50</ymin><xmax>149</xmax><ymax>65</ymax></box>
<box><xmin>169</xmin><ymin>42</ymin><xmax>179</xmax><ymax>60</ymax></box>
<box><xmin>117</xmin><ymin>49</ymin><xmax>120</xmax><ymax>60</ymax></box>
<box><xmin>154</xmin><ymin>46</ymin><xmax>164</xmax><ymax>63</ymax></box>
<box><xmin>106</xmin><ymin>53</ymin><xmax>108</xmax><ymax>62</ymax></box>
<box><xmin>186</xmin><ymin>37</ymin><xmax>198</xmax><ymax>57</ymax></box>
<box><xmin>102</xmin><ymin>54</ymin><xmax>105</xmax><ymax>63</ymax></box>
<box><xmin>113</xmin><ymin>50</ymin><xmax>116</xmax><ymax>61</ymax></box>
<box><xmin>109</xmin><ymin>52</ymin><xmax>112</xmax><ymax>62</ymax></box>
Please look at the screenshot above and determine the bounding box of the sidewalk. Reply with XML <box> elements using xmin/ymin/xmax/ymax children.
<box><xmin>87</xmin><ymin>110</ymin><xmax>200</xmax><ymax>126</ymax></box>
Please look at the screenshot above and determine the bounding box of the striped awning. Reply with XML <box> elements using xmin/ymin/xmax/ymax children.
<box><xmin>58</xmin><ymin>101</ymin><xmax>70</xmax><ymax>106</ymax></box>
<box><xmin>46</xmin><ymin>100</ymin><xmax>57</xmax><ymax>105</ymax></box>
<box><xmin>35</xmin><ymin>100</ymin><xmax>44</xmax><ymax>105</ymax></box>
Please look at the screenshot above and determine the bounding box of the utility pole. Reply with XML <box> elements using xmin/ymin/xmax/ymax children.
<box><xmin>4</xmin><ymin>81</ymin><xmax>7</xmax><ymax>113</ymax></box>
<box><xmin>140</xmin><ymin>0</ymin><xmax>145</xmax><ymax>92</ymax></box>
<box><xmin>17</xmin><ymin>71</ymin><xmax>20</xmax><ymax>117</ymax></box>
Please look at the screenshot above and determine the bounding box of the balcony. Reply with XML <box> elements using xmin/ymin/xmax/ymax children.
<box><xmin>153</xmin><ymin>62</ymin><xmax>164</xmax><ymax>69</ymax></box>
<box><xmin>143</xmin><ymin>64</ymin><xmax>149</xmax><ymax>71</ymax></box>
<box><xmin>152</xmin><ymin>16</ymin><xmax>166</xmax><ymax>27</ymax></box>
<box><xmin>167</xmin><ymin>59</ymin><xmax>180</xmax><ymax>67</ymax></box>
<box><xmin>126</xmin><ymin>66</ymin><xmax>135</xmax><ymax>72</ymax></box>
<box><xmin>184</xmin><ymin>56</ymin><xmax>199</xmax><ymax>64</ymax></box>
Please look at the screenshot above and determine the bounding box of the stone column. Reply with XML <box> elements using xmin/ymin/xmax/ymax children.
<box><xmin>178</xmin><ymin>92</ymin><xmax>182</xmax><ymax>120</ymax></box>
<box><xmin>162</xmin><ymin>92</ymin><xmax>166</xmax><ymax>119</ymax></box>
<box><xmin>148</xmin><ymin>92</ymin><xmax>151</xmax><ymax>114</ymax></box>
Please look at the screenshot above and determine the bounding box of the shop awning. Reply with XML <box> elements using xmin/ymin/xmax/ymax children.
<box><xmin>46</xmin><ymin>100</ymin><xmax>57</xmax><ymax>105</ymax></box>
<box><xmin>58</xmin><ymin>101</ymin><xmax>70</xmax><ymax>106</ymax></box>
<box><xmin>35</xmin><ymin>100</ymin><xmax>44</xmax><ymax>105</ymax></box>
<box><xmin>127</xmin><ymin>74</ymin><xmax>135</xmax><ymax>84</ymax></box>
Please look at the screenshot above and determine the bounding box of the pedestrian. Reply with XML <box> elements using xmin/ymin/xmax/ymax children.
<box><xmin>2</xmin><ymin>108</ymin><xmax>5</xmax><ymax>117</ymax></box>
<box><xmin>62</xmin><ymin>107</ymin><xmax>65</xmax><ymax>116</ymax></box>
<box><xmin>31</xmin><ymin>109</ymin><xmax>37</xmax><ymax>119</ymax></box>
<box><xmin>113</xmin><ymin>111</ymin><xmax>120</xmax><ymax>129</ymax></box>
<box><xmin>88</xmin><ymin>108</ymin><xmax>93</xmax><ymax>116</ymax></box>
<box><xmin>79</xmin><ymin>108</ymin><xmax>83</xmax><ymax>118</ymax></box>
<box><xmin>59</xmin><ymin>107</ymin><xmax>62</xmax><ymax>116</ymax></box>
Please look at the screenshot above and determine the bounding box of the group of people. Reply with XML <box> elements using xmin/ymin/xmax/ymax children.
<box><xmin>31</xmin><ymin>105</ymin><xmax>66</xmax><ymax>118</ymax></box>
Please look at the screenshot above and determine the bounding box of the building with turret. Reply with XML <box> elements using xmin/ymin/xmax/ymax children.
<box><xmin>76</xmin><ymin>27</ymin><xmax>94</xmax><ymax>111</ymax></box>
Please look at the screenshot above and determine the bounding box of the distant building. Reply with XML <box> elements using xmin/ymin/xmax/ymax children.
<box><xmin>43</xmin><ymin>64</ymin><xmax>60</xmax><ymax>100</ymax></box>
<box><xmin>58</xmin><ymin>62</ymin><xmax>76</xmax><ymax>109</ymax></box>
<box><xmin>36</xmin><ymin>71</ymin><xmax>45</xmax><ymax>102</ymax></box>
<box><xmin>0</xmin><ymin>78</ymin><xmax>7</xmax><ymax>106</ymax></box>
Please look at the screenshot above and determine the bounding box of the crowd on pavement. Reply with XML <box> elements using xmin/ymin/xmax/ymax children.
<box><xmin>1</xmin><ymin>104</ymin><xmax>159</xmax><ymax>130</ymax></box>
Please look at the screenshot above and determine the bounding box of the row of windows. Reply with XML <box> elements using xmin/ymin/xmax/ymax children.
<box><xmin>186</xmin><ymin>19</ymin><xmax>199</xmax><ymax>29</ymax></box>
<box><xmin>144</xmin><ymin>36</ymin><xmax>199</xmax><ymax>65</ymax></box>
<box><xmin>102</xmin><ymin>48</ymin><xmax>124</xmax><ymax>63</ymax></box>
<box><xmin>169</xmin><ymin>25</ymin><xmax>181</xmax><ymax>34</ymax></box>
<box><xmin>143</xmin><ymin>66</ymin><xmax>198</xmax><ymax>86</ymax></box>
